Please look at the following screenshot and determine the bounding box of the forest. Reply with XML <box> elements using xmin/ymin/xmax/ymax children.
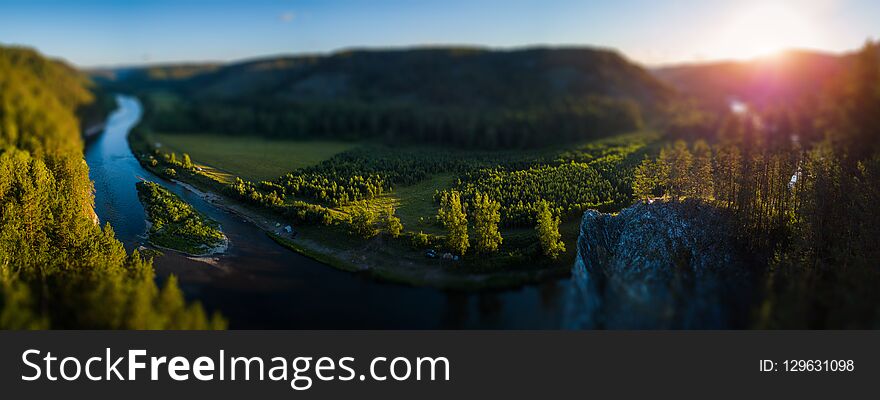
<box><xmin>105</xmin><ymin>47</ymin><xmax>671</xmax><ymax>149</ymax></box>
<box><xmin>0</xmin><ymin>46</ymin><xmax>225</xmax><ymax>329</ymax></box>
<box><xmin>635</xmin><ymin>42</ymin><xmax>880</xmax><ymax>327</ymax></box>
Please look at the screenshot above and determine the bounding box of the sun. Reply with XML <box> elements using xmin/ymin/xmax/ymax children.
<box><xmin>710</xmin><ymin>3</ymin><xmax>817</xmax><ymax>60</ymax></box>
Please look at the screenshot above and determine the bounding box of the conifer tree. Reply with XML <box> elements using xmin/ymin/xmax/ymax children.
<box><xmin>633</xmin><ymin>156</ymin><xmax>659</xmax><ymax>201</ymax></box>
<box><xmin>472</xmin><ymin>192</ymin><xmax>502</xmax><ymax>253</ymax></box>
<box><xmin>691</xmin><ymin>139</ymin><xmax>714</xmax><ymax>200</ymax></box>
<box><xmin>535</xmin><ymin>200</ymin><xmax>565</xmax><ymax>259</ymax></box>
<box><xmin>438</xmin><ymin>190</ymin><xmax>469</xmax><ymax>255</ymax></box>
<box><xmin>182</xmin><ymin>153</ymin><xmax>193</xmax><ymax>169</ymax></box>
<box><xmin>668</xmin><ymin>140</ymin><xmax>693</xmax><ymax>200</ymax></box>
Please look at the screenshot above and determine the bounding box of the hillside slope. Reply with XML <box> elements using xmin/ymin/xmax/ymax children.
<box><xmin>0</xmin><ymin>45</ymin><xmax>223</xmax><ymax>329</ymax></box>
<box><xmin>104</xmin><ymin>47</ymin><xmax>672</xmax><ymax>107</ymax></box>
<box><xmin>100</xmin><ymin>47</ymin><xmax>674</xmax><ymax>148</ymax></box>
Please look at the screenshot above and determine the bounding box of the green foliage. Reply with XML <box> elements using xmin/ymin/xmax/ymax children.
<box><xmin>136</xmin><ymin>181</ymin><xmax>226</xmax><ymax>255</ymax></box>
<box><xmin>662</xmin><ymin>140</ymin><xmax>693</xmax><ymax>200</ymax></box>
<box><xmin>535</xmin><ymin>200</ymin><xmax>566</xmax><ymax>259</ymax></box>
<box><xmin>638</xmin><ymin>139</ymin><xmax>716</xmax><ymax>202</ymax></box>
<box><xmin>408</xmin><ymin>231</ymin><xmax>435</xmax><ymax>249</ymax></box>
<box><xmin>348</xmin><ymin>202</ymin><xmax>380</xmax><ymax>238</ymax></box>
<box><xmin>383</xmin><ymin>207</ymin><xmax>404</xmax><ymax>238</ymax></box>
<box><xmin>632</xmin><ymin>156</ymin><xmax>659</xmax><ymax>200</ymax></box>
<box><xmin>446</xmin><ymin>133</ymin><xmax>651</xmax><ymax>227</ymax></box>
<box><xmin>0</xmin><ymin>267</ymin><xmax>48</xmax><ymax>329</ymax></box>
<box><xmin>0</xmin><ymin>45</ymin><xmax>224</xmax><ymax>329</ymax></box>
<box><xmin>437</xmin><ymin>190</ymin><xmax>469</xmax><ymax>255</ymax></box>
<box><xmin>273</xmin><ymin>146</ymin><xmax>544</xmax><ymax>207</ymax></box>
<box><xmin>471</xmin><ymin>193</ymin><xmax>502</xmax><ymax>253</ymax></box>
<box><xmin>182</xmin><ymin>153</ymin><xmax>193</xmax><ymax>169</ymax></box>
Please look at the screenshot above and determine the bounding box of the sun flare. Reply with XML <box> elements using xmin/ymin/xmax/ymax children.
<box><xmin>711</xmin><ymin>3</ymin><xmax>817</xmax><ymax>60</ymax></box>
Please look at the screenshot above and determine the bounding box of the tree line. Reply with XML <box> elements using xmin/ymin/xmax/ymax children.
<box><xmin>631</xmin><ymin>41</ymin><xmax>880</xmax><ymax>328</ymax></box>
<box><xmin>144</xmin><ymin>95</ymin><xmax>643</xmax><ymax>150</ymax></box>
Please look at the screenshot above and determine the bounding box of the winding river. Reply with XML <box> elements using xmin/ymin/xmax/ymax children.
<box><xmin>85</xmin><ymin>95</ymin><xmax>570</xmax><ymax>329</ymax></box>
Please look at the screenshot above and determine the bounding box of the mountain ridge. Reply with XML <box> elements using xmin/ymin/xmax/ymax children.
<box><xmin>96</xmin><ymin>45</ymin><xmax>674</xmax><ymax>110</ymax></box>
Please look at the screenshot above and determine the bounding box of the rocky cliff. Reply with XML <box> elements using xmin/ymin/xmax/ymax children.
<box><xmin>565</xmin><ymin>200</ymin><xmax>753</xmax><ymax>329</ymax></box>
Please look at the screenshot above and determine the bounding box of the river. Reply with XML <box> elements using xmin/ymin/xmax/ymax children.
<box><xmin>84</xmin><ymin>95</ymin><xmax>570</xmax><ymax>329</ymax></box>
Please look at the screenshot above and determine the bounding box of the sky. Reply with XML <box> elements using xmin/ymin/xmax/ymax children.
<box><xmin>0</xmin><ymin>0</ymin><xmax>877</xmax><ymax>67</ymax></box>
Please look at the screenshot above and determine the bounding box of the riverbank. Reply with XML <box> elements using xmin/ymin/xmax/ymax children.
<box><xmin>128</xmin><ymin>131</ymin><xmax>571</xmax><ymax>291</ymax></box>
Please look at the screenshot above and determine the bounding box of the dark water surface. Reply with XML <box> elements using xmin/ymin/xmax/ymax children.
<box><xmin>84</xmin><ymin>96</ymin><xmax>570</xmax><ymax>329</ymax></box>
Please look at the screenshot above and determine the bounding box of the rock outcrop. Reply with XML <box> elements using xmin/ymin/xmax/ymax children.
<box><xmin>565</xmin><ymin>200</ymin><xmax>753</xmax><ymax>329</ymax></box>
<box><xmin>577</xmin><ymin>200</ymin><xmax>740</xmax><ymax>280</ymax></box>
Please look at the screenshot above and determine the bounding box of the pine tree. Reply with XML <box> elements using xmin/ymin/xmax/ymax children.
<box><xmin>713</xmin><ymin>143</ymin><xmax>741</xmax><ymax>209</ymax></box>
<box><xmin>535</xmin><ymin>200</ymin><xmax>565</xmax><ymax>259</ymax></box>
<box><xmin>633</xmin><ymin>156</ymin><xmax>658</xmax><ymax>201</ymax></box>
<box><xmin>437</xmin><ymin>190</ymin><xmax>469</xmax><ymax>255</ymax></box>
<box><xmin>668</xmin><ymin>140</ymin><xmax>693</xmax><ymax>200</ymax></box>
<box><xmin>472</xmin><ymin>192</ymin><xmax>502</xmax><ymax>253</ymax></box>
<box><xmin>656</xmin><ymin>146</ymin><xmax>672</xmax><ymax>197</ymax></box>
<box><xmin>691</xmin><ymin>139</ymin><xmax>714</xmax><ymax>200</ymax></box>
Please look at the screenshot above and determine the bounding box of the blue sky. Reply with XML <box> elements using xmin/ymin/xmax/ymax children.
<box><xmin>0</xmin><ymin>0</ymin><xmax>877</xmax><ymax>67</ymax></box>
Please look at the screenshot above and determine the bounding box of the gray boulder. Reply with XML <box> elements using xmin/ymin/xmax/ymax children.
<box><xmin>565</xmin><ymin>200</ymin><xmax>752</xmax><ymax>329</ymax></box>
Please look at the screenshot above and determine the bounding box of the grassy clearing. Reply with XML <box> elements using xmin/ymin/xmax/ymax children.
<box><xmin>389</xmin><ymin>173</ymin><xmax>457</xmax><ymax>233</ymax></box>
<box><xmin>332</xmin><ymin>173</ymin><xmax>456</xmax><ymax>234</ymax></box>
<box><xmin>147</xmin><ymin>132</ymin><xmax>357</xmax><ymax>182</ymax></box>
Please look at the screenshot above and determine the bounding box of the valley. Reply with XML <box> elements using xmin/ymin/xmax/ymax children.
<box><xmin>85</xmin><ymin>95</ymin><xmax>576</xmax><ymax>328</ymax></box>
<box><xmin>3</xmin><ymin>36</ymin><xmax>880</xmax><ymax>329</ymax></box>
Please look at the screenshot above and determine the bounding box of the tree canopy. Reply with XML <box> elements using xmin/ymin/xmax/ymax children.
<box><xmin>0</xmin><ymin>46</ymin><xmax>224</xmax><ymax>329</ymax></box>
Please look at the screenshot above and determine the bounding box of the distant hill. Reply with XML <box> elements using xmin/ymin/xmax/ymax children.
<box><xmin>101</xmin><ymin>46</ymin><xmax>673</xmax><ymax>110</ymax></box>
<box><xmin>98</xmin><ymin>47</ymin><xmax>675</xmax><ymax>148</ymax></box>
<box><xmin>91</xmin><ymin>63</ymin><xmax>220</xmax><ymax>88</ymax></box>
<box><xmin>653</xmin><ymin>50</ymin><xmax>851</xmax><ymax>110</ymax></box>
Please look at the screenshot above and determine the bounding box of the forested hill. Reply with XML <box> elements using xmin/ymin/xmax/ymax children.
<box><xmin>98</xmin><ymin>47</ymin><xmax>675</xmax><ymax>148</ymax></box>
<box><xmin>653</xmin><ymin>50</ymin><xmax>851</xmax><ymax>110</ymax></box>
<box><xmin>0</xmin><ymin>45</ymin><xmax>224</xmax><ymax>329</ymax></box>
<box><xmin>104</xmin><ymin>47</ymin><xmax>672</xmax><ymax>108</ymax></box>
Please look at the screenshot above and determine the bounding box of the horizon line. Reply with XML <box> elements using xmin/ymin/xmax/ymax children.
<box><xmin>6</xmin><ymin>40</ymin><xmax>860</xmax><ymax>71</ymax></box>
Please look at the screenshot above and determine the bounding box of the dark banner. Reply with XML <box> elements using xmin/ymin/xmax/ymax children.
<box><xmin>0</xmin><ymin>331</ymin><xmax>876</xmax><ymax>398</ymax></box>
